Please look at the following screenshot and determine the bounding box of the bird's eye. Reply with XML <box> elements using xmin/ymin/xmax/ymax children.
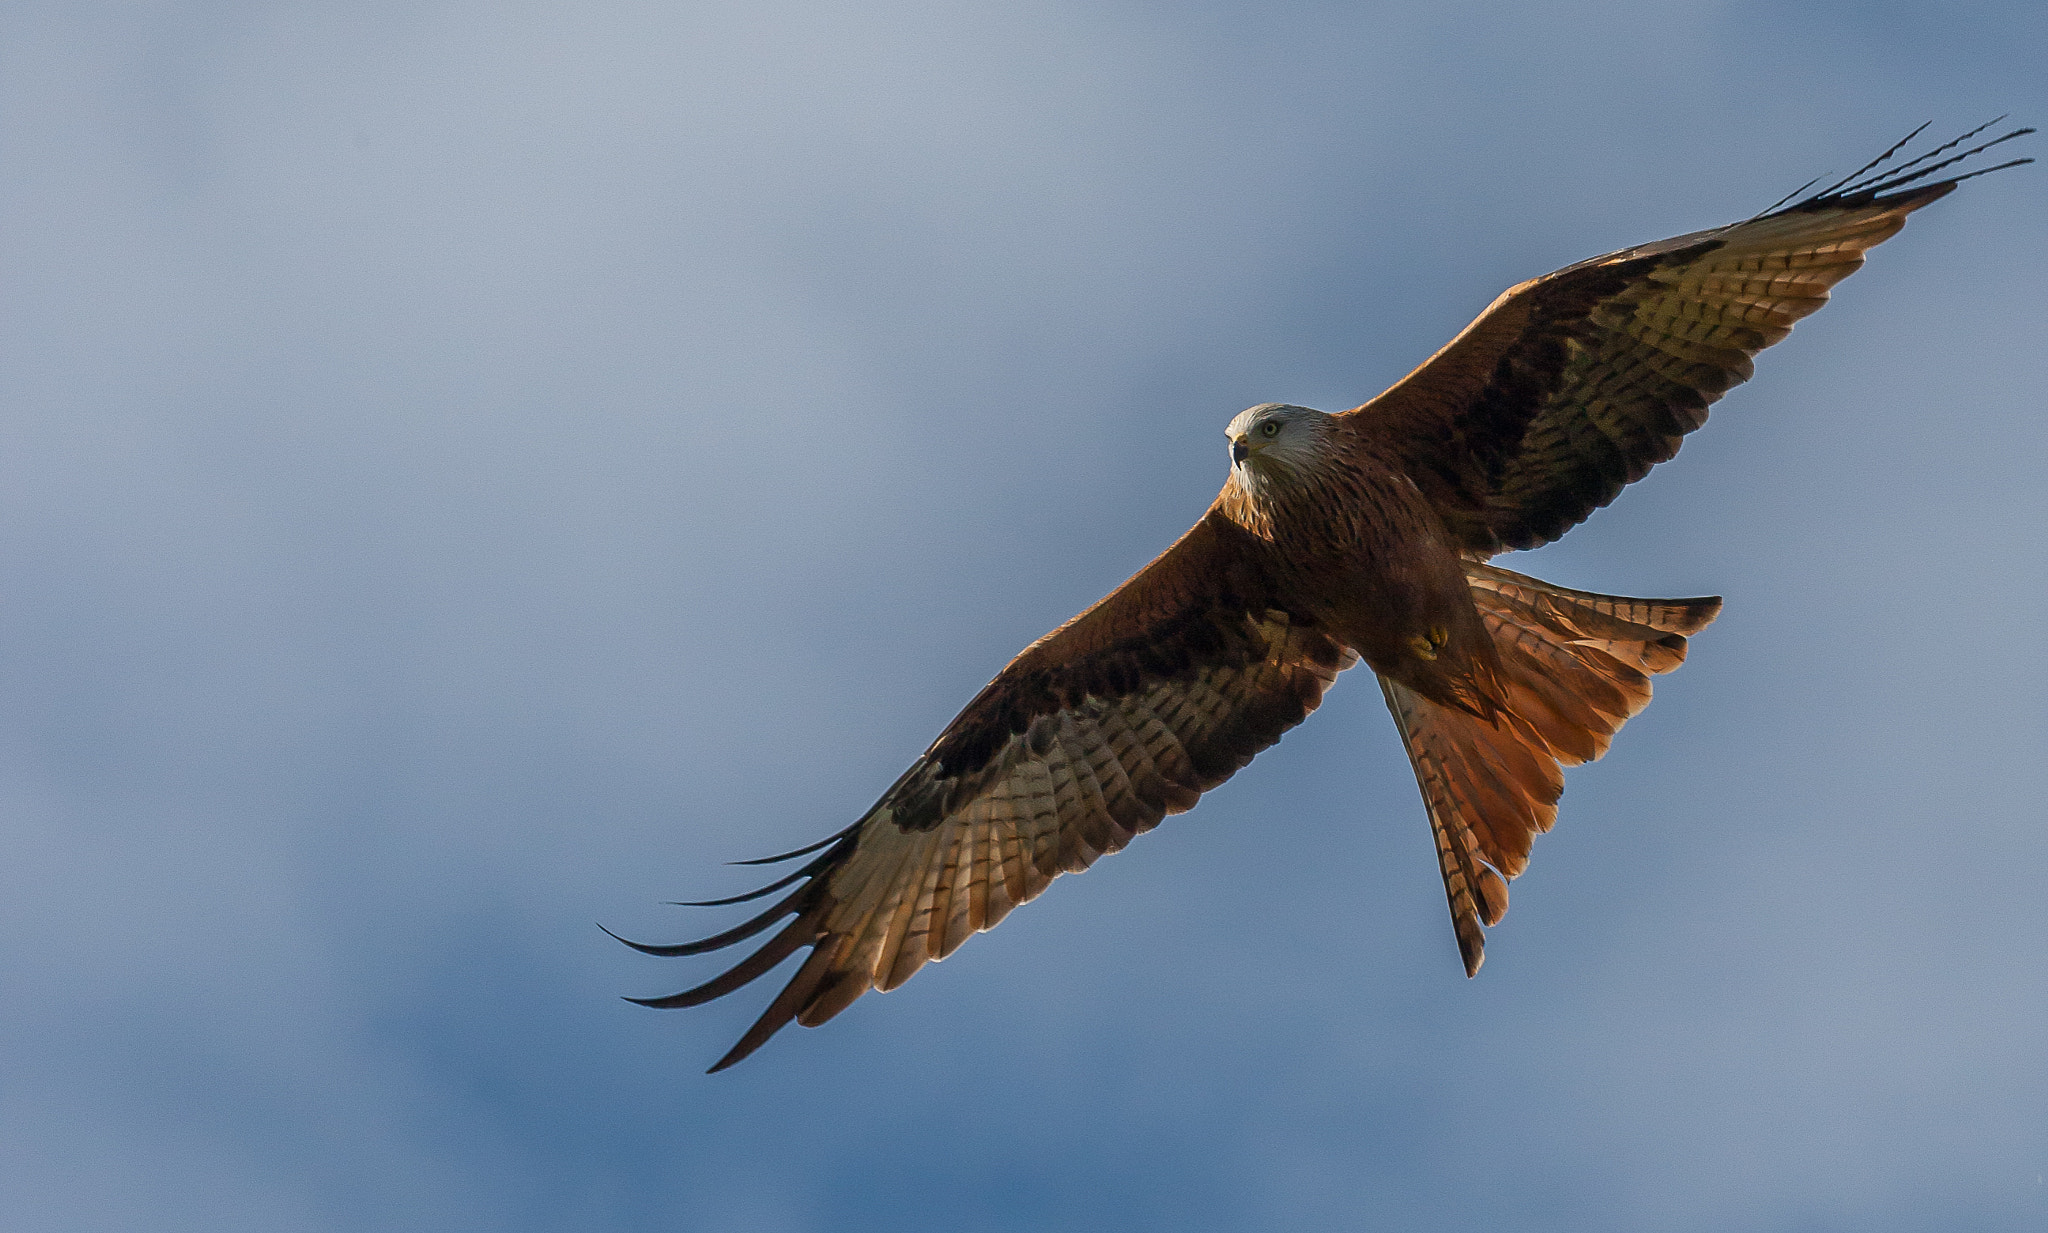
<box><xmin>1261</xmin><ymin>422</ymin><xmax>1280</xmax><ymax>437</ymax></box>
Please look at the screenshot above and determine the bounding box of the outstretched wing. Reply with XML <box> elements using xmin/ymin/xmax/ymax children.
<box><xmin>1350</xmin><ymin>123</ymin><xmax>2031</xmax><ymax>555</ymax></box>
<box><xmin>619</xmin><ymin>511</ymin><xmax>1356</xmax><ymax>1071</ymax></box>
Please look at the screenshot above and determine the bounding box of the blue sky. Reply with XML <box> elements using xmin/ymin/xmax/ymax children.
<box><xmin>2</xmin><ymin>3</ymin><xmax>2044</xmax><ymax>1230</ymax></box>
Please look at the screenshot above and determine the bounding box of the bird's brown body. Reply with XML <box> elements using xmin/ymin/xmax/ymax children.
<box><xmin>1215</xmin><ymin>414</ymin><xmax>1502</xmax><ymax>715</ymax></box>
<box><xmin>614</xmin><ymin>125</ymin><xmax>2031</xmax><ymax>1071</ymax></box>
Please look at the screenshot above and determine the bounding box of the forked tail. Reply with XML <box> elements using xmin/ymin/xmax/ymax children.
<box><xmin>1380</xmin><ymin>562</ymin><xmax>1721</xmax><ymax>975</ymax></box>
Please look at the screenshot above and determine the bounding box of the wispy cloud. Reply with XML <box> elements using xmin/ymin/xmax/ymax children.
<box><xmin>1</xmin><ymin>3</ymin><xmax>2042</xmax><ymax>1229</ymax></box>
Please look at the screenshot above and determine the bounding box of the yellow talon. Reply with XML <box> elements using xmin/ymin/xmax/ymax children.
<box><xmin>1408</xmin><ymin>625</ymin><xmax>1449</xmax><ymax>660</ymax></box>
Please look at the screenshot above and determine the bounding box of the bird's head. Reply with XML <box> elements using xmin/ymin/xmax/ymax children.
<box><xmin>1226</xmin><ymin>403</ymin><xmax>1331</xmax><ymax>476</ymax></box>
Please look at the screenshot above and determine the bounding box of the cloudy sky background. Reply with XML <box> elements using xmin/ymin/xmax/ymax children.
<box><xmin>3</xmin><ymin>3</ymin><xmax>2044</xmax><ymax>1230</ymax></box>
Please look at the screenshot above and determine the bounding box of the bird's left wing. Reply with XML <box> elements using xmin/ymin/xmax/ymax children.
<box><xmin>618</xmin><ymin>511</ymin><xmax>1356</xmax><ymax>1071</ymax></box>
<box><xmin>1347</xmin><ymin>123</ymin><xmax>2030</xmax><ymax>555</ymax></box>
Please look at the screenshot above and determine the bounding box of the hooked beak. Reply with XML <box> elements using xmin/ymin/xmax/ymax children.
<box><xmin>1231</xmin><ymin>437</ymin><xmax>1250</xmax><ymax>465</ymax></box>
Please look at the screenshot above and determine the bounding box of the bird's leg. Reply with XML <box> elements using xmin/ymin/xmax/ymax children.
<box><xmin>1407</xmin><ymin>624</ymin><xmax>1450</xmax><ymax>661</ymax></box>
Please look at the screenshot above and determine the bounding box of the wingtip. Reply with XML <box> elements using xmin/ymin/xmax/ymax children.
<box><xmin>599</xmin><ymin>921</ymin><xmax>695</xmax><ymax>957</ymax></box>
<box><xmin>704</xmin><ymin>1021</ymin><xmax>778</xmax><ymax>1072</ymax></box>
<box><xmin>599</xmin><ymin>919</ymin><xmax>725</xmax><ymax>958</ymax></box>
<box><xmin>1762</xmin><ymin>121</ymin><xmax>2033</xmax><ymax>221</ymax></box>
<box><xmin>727</xmin><ymin>818</ymin><xmax>863</xmax><ymax>866</ymax></box>
<box><xmin>1833</xmin><ymin>121</ymin><xmax>2035</xmax><ymax>206</ymax></box>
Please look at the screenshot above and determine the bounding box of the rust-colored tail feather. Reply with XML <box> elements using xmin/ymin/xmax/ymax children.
<box><xmin>1382</xmin><ymin>563</ymin><xmax>1720</xmax><ymax>975</ymax></box>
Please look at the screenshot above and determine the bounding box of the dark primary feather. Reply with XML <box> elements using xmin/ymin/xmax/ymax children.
<box><xmin>1819</xmin><ymin>118</ymin><xmax>2031</xmax><ymax>199</ymax></box>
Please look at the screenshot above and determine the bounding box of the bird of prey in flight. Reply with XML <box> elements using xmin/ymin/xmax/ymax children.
<box><xmin>613</xmin><ymin>123</ymin><xmax>2031</xmax><ymax>1072</ymax></box>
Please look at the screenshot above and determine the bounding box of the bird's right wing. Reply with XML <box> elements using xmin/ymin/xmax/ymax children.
<box><xmin>618</xmin><ymin>511</ymin><xmax>1356</xmax><ymax>1071</ymax></box>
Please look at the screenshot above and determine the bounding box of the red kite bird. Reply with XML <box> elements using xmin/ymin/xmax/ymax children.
<box><xmin>615</xmin><ymin>124</ymin><xmax>2031</xmax><ymax>1071</ymax></box>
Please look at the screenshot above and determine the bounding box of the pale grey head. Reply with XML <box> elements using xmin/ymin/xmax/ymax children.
<box><xmin>1225</xmin><ymin>403</ymin><xmax>1334</xmax><ymax>478</ymax></box>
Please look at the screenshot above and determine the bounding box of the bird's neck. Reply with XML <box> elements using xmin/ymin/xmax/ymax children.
<box><xmin>1219</xmin><ymin>448</ymin><xmax>1359</xmax><ymax>547</ymax></box>
<box><xmin>1219</xmin><ymin>466</ymin><xmax>1280</xmax><ymax>538</ymax></box>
